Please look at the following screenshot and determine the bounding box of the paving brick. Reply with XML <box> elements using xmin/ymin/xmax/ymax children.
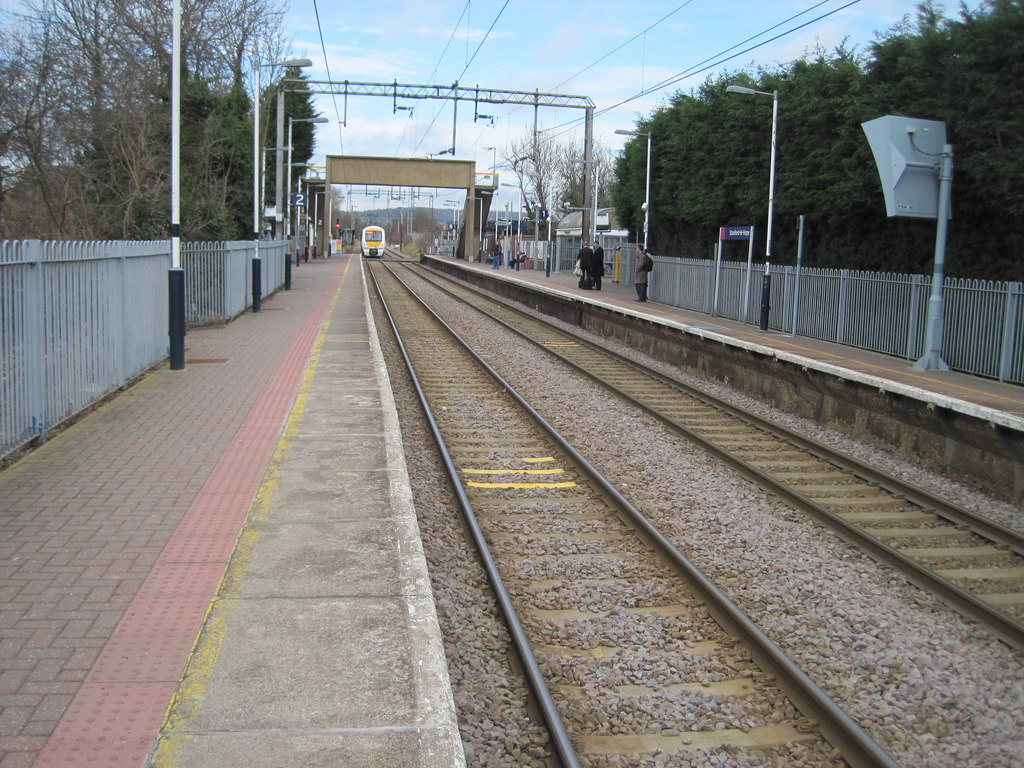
<box><xmin>0</xmin><ymin>735</ymin><xmax>48</xmax><ymax>756</ymax></box>
<box><xmin>0</xmin><ymin>706</ymin><xmax>31</xmax><ymax>735</ymax></box>
<box><xmin>0</xmin><ymin>672</ymin><xmax>30</xmax><ymax>696</ymax></box>
<box><xmin>1</xmin><ymin>260</ymin><xmax>351</xmax><ymax>767</ymax></box>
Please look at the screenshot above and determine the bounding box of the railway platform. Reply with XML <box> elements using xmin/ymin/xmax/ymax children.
<box><xmin>0</xmin><ymin>254</ymin><xmax>465</xmax><ymax>768</ymax></box>
<box><xmin>429</xmin><ymin>252</ymin><xmax>1024</xmax><ymax>427</ymax></box>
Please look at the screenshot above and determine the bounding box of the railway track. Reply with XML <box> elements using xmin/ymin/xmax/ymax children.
<box><xmin>368</xmin><ymin>260</ymin><xmax>899</xmax><ymax>768</ymax></box>
<box><xmin>396</xmin><ymin>261</ymin><xmax>1024</xmax><ymax>652</ymax></box>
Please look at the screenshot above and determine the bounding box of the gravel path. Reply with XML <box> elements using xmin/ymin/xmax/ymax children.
<box><xmin>374</xmin><ymin>267</ymin><xmax>1024</xmax><ymax>768</ymax></box>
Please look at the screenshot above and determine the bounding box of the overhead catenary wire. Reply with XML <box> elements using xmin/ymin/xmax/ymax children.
<box><xmin>309</xmin><ymin>0</ymin><xmax>345</xmax><ymax>154</ymax></box>
<box><xmin>403</xmin><ymin>1</ymin><xmax>474</xmax><ymax>157</ymax></box>
<box><xmin>411</xmin><ymin>0</ymin><xmax>512</xmax><ymax>155</ymax></box>
<box><xmin>300</xmin><ymin>0</ymin><xmax>862</xmax><ymax>203</ymax></box>
<box><xmin>543</xmin><ymin>0</ymin><xmax>862</xmax><ymax>139</ymax></box>
<box><xmin>550</xmin><ymin>0</ymin><xmax>698</xmax><ymax>92</ymax></box>
<box><xmin>628</xmin><ymin>0</ymin><xmax>848</xmax><ymax>105</ymax></box>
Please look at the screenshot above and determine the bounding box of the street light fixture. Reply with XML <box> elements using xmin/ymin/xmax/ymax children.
<box><xmin>482</xmin><ymin>146</ymin><xmax>498</xmax><ymax>172</ymax></box>
<box><xmin>252</xmin><ymin>57</ymin><xmax>313</xmax><ymax>310</ymax></box>
<box><xmin>726</xmin><ymin>83</ymin><xmax>779</xmax><ymax>331</ymax></box>
<box><xmin>615</xmin><ymin>128</ymin><xmax>652</xmax><ymax>250</ymax></box>
<box><xmin>287</xmin><ymin>116</ymin><xmax>328</xmax><ymax>267</ymax></box>
<box><xmin>501</xmin><ymin>182</ymin><xmax>524</xmax><ymax>259</ymax></box>
<box><xmin>443</xmin><ymin>201</ymin><xmax>462</xmax><ymax>257</ymax></box>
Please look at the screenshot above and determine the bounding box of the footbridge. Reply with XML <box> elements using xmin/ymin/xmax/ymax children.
<box><xmin>312</xmin><ymin>156</ymin><xmax>496</xmax><ymax>260</ymax></box>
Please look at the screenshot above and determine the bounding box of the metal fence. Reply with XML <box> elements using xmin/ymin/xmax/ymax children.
<box><xmin>645</xmin><ymin>256</ymin><xmax>1024</xmax><ymax>385</ymax></box>
<box><xmin>520</xmin><ymin>238</ymin><xmax>634</xmax><ymax>276</ymax></box>
<box><xmin>180</xmin><ymin>240</ymin><xmax>287</xmax><ymax>324</ymax></box>
<box><xmin>455</xmin><ymin>238</ymin><xmax>1021</xmax><ymax>384</ymax></box>
<box><xmin>1</xmin><ymin>239</ymin><xmax>287</xmax><ymax>457</ymax></box>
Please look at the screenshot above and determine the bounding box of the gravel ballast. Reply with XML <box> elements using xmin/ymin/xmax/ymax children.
<box><xmin>373</xmin><ymin>267</ymin><xmax>1024</xmax><ymax>768</ymax></box>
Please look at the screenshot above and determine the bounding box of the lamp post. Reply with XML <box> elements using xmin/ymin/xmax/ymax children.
<box><xmin>444</xmin><ymin>200</ymin><xmax>460</xmax><ymax>229</ymax></box>
<box><xmin>726</xmin><ymin>84</ymin><xmax>778</xmax><ymax>332</ymax></box>
<box><xmin>287</xmin><ymin>115</ymin><xmax>328</xmax><ymax>272</ymax></box>
<box><xmin>444</xmin><ymin>200</ymin><xmax>460</xmax><ymax>257</ymax></box>
<box><xmin>501</xmin><ymin>182</ymin><xmax>524</xmax><ymax>263</ymax></box>
<box><xmin>614</xmin><ymin>129</ymin><xmax>651</xmax><ymax>251</ymax></box>
<box><xmin>252</xmin><ymin>57</ymin><xmax>312</xmax><ymax>311</ymax></box>
<box><xmin>168</xmin><ymin>0</ymin><xmax>185</xmax><ymax>369</ymax></box>
<box><xmin>482</xmin><ymin>145</ymin><xmax>498</xmax><ymax>172</ymax></box>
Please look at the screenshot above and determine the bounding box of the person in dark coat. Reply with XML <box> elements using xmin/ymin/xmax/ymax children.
<box><xmin>591</xmin><ymin>240</ymin><xmax>604</xmax><ymax>290</ymax></box>
<box><xmin>575</xmin><ymin>241</ymin><xmax>594</xmax><ymax>289</ymax></box>
<box><xmin>633</xmin><ymin>245</ymin><xmax>652</xmax><ymax>301</ymax></box>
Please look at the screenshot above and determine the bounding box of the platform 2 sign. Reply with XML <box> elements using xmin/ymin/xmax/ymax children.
<box><xmin>719</xmin><ymin>226</ymin><xmax>752</xmax><ymax>240</ymax></box>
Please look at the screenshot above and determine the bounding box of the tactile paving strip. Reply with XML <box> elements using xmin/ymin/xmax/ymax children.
<box><xmin>33</xmin><ymin>261</ymin><xmax>348</xmax><ymax>767</ymax></box>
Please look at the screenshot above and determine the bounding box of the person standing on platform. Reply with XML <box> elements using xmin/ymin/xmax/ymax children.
<box><xmin>576</xmin><ymin>240</ymin><xmax>594</xmax><ymax>289</ymax></box>
<box><xmin>492</xmin><ymin>239</ymin><xmax>503</xmax><ymax>269</ymax></box>
<box><xmin>633</xmin><ymin>245</ymin><xmax>653</xmax><ymax>302</ymax></box>
<box><xmin>591</xmin><ymin>240</ymin><xmax>605</xmax><ymax>290</ymax></box>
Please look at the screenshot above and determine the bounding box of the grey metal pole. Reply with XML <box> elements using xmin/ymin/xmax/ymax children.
<box><xmin>581</xmin><ymin>106</ymin><xmax>594</xmax><ymax>247</ymax></box>
<box><xmin>287</xmin><ymin>117</ymin><xmax>294</xmax><ymax>264</ymax></box>
<box><xmin>168</xmin><ymin>0</ymin><xmax>184</xmax><ymax>370</ymax></box>
<box><xmin>914</xmin><ymin>145</ymin><xmax>954</xmax><ymax>371</ymax></box>
<box><xmin>742</xmin><ymin>225</ymin><xmax>754</xmax><ymax>324</ymax></box>
<box><xmin>765</xmin><ymin>91</ymin><xmax>778</xmax><ymax>268</ymax></box>
<box><xmin>275</xmin><ymin>89</ymin><xmax>285</xmax><ymax>239</ymax></box>
<box><xmin>759</xmin><ymin>90</ymin><xmax>779</xmax><ymax>332</ymax></box>
<box><xmin>792</xmin><ymin>214</ymin><xmax>805</xmax><ymax>337</ymax></box>
<box><xmin>712</xmin><ymin>239</ymin><xmax>722</xmax><ymax>317</ymax></box>
<box><xmin>643</xmin><ymin>131</ymin><xmax>651</xmax><ymax>250</ymax></box>
<box><xmin>253</xmin><ymin>65</ymin><xmax>260</xmax><ymax>251</ymax></box>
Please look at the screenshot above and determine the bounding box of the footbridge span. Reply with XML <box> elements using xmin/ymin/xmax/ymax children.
<box><xmin>318</xmin><ymin>155</ymin><xmax>496</xmax><ymax>260</ymax></box>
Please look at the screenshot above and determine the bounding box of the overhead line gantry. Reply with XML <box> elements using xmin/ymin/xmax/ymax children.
<box><xmin>284</xmin><ymin>79</ymin><xmax>596</xmax><ymax>257</ymax></box>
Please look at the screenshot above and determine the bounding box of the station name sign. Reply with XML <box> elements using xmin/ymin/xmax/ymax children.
<box><xmin>719</xmin><ymin>226</ymin><xmax>752</xmax><ymax>240</ymax></box>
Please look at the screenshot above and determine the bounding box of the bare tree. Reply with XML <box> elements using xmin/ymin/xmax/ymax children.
<box><xmin>502</xmin><ymin>130</ymin><xmax>613</xmax><ymax>227</ymax></box>
<box><xmin>0</xmin><ymin>0</ymin><xmax>289</xmax><ymax>239</ymax></box>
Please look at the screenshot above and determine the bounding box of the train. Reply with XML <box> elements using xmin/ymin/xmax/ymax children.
<box><xmin>361</xmin><ymin>226</ymin><xmax>386</xmax><ymax>258</ymax></box>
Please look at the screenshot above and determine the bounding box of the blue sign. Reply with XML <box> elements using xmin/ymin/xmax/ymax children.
<box><xmin>292</xmin><ymin>192</ymin><xmax>306</xmax><ymax>207</ymax></box>
<box><xmin>720</xmin><ymin>226</ymin><xmax>752</xmax><ymax>240</ymax></box>
<box><xmin>540</xmin><ymin>208</ymin><xmax>549</xmax><ymax>220</ymax></box>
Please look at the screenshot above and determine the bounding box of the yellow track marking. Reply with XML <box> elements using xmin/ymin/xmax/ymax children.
<box><xmin>467</xmin><ymin>480</ymin><xmax>577</xmax><ymax>489</ymax></box>
<box><xmin>462</xmin><ymin>468</ymin><xmax>564</xmax><ymax>475</ymax></box>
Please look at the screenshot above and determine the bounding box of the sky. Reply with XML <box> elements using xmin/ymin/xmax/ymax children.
<box><xmin>283</xmin><ymin>0</ymin><xmax>930</xmax><ymax>205</ymax></box>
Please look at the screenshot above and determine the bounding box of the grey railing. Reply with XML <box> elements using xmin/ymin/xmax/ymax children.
<box><xmin>645</xmin><ymin>256</ymin><xmax>1024</xmax><ymax>385</ymax></box>
<box><xmin>450</xmin><ymin>239</ymin><xmax>1021</xmax><ymax>385</ymax></box>
<box><xmin>1</xmin><ymin>239</ymin><xmax>287</xmax><ymax>457</ymax></box>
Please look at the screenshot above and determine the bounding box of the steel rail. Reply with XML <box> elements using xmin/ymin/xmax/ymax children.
<box><xmin>372</xmin><ymin>260</ymin><xmax>902</xmax><ymax>768</ymax></box>
<box><xmin>365</xmin><ymin>262</ymin><xmax>582</xmax><ymax>768</ymax></box>
<box><xmin>405</xmin><ymin>264</ymin><xmax>1024</xmax><ymax>651</ymax></box>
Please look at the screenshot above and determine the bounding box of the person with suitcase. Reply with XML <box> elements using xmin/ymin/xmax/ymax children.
<box><xmin>576</xmin><ymin>241</ymin><xmax>594</xmax><ymax>289</ymax></box>
<box><xmin>591</xmin><ymin>240</ymin><xmax>605</xmax><ymax>290</ymax></box>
